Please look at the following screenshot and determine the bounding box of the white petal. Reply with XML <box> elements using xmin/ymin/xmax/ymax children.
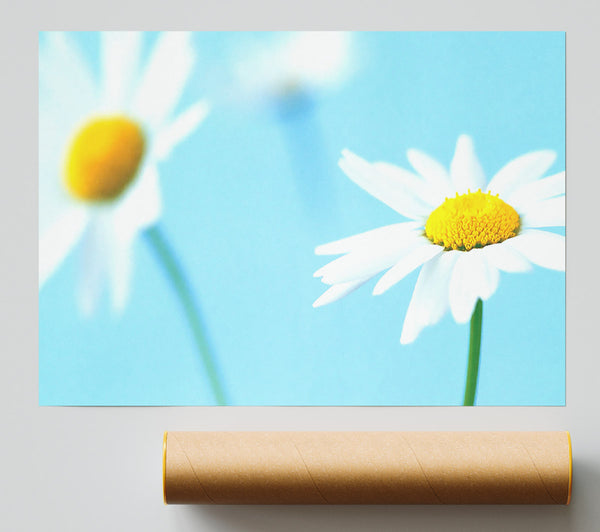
<box><xmin>229</xmin><ymin>36</ymin><xmax>282</xmax><ymax>103</ymax></box>
<box><xmin>504</xmin><ymin>230</ymin><xmax>565</xmax><ymax>271</ymax></box>
<box><xmin>132</xmin><ymin>32</ymin><xmax>194</xmax><ymax>129</ymax></box>
<box><xmin>153</xmin><ymin>100</ymin><xmax>209</xmax><ymax>161</ymax></box>
<box><xmin>106</xmin><ymin>224</ymin><xmax>134</xmax><ymax>312</ymax></box>
<box><xmin>39</xmin><ymin>206</ymin><xmax>88</xmax><ymax>287</ymax></box>
<box><xmin>372</xmin><ymin>241</ymin><xmax>443</xmax><ymax>296</ymax></box>
<box><xmin>406</xmin><ymin>148</ymin><xmax>453</xmax><ymax>196</ymax></box>
<box><xmin>521</xmin><ymin>196</ymin><xmax>565</xmax><ymax>228</ymax></box>
<box><xmin>486</xmin><ymin>150</ymin><xmax>556</xmax><ymax>198</ymax></box>
<box><xmin>315</xmin><ymin>222</ymin><xmax>422</xmax><ymax>256</ymax></box>
<box><xmin>283</xmin><ymin>31</ymin><xmax>352</xmax><ymax>89</ymax></box>
<box><xmin>94</xmin><ymin>166</ymin><xmax>161</xmax><ymax>311</ymax></box>
<box><xmin>316</xmin><ymin>232</ymin><xmax>423</xmax><ymax>285</ymax></box>
<box><xmin>113</xmin><ymin>166</ymin><xmax>162</xmax><ymax>242</ymax></box>
<box><xmin>77</xmin><ymin>211</ymin><xmax>137</xmax><ymax>315</ymax></box>
<box><xmin>482</xmin><ymin>257</ymin><xmax>500</xmax><ymax>300</ymax></box>
<box><xmin>506</xmin><ymin>171</ymin><xmax>565</xmax><ymax>211</ymax></box>
<box><xmin>77</xmin><ymin>216</ymin><xmax>108</xmax><ymax>315</ymax></box>
<box><xmin>400</xmin><ymin>251</ymin><xmax>460</xmax><ymax>344</ymax></box>
<box><xmin>449</xmin><ymin>250</ymin><xmax>499</xmax><ymax>324</ymax></box>
<box><xmin>373</xmin><ymin>162</ymin><xmax>444</xmax><ymax>207</ymax></box>
<box><xmin>39</xmin><ymin>96</ymin><xmax>83</xmax><ymax>236</ymax></box>
<box><xmin>339</xmin><ymin>150</ymin><xmax>432</xmax><ymax>220</ymax></box>
<box><xmin>100</xmin><ymin>31</ymin><xmax>142</xmax><ymax>109</ymax></box>
<box><xmin>482</xmin><ymin>240</ymin><xmax>532</xmax><ymax>273</ymax></box>
<box><xmin>450</xmin><ymin>134</ymin><xmax>486</xmax><ymax>193</ymax></box>
<box><xmin>39</xmin><ymin>32</ymin><xmax>97</xmax><ymax>118</ymax></box>
<box><xmin>313</xmin><ymin>278</ymin><xmax>369</xmax><ymax>308</ymax></box>
<box><xmin>449</xmin><ymin>253</ymin><xmax>480</xmax><ymax>323</ymax></box>
<box><xmin>39</xmin><ymin>171</ymin><xmax>73</xmax><ymax>234</ymax></box>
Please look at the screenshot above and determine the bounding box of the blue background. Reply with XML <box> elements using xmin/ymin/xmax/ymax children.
<box><xmin>39</xmin><ymin>32</ymin><xmax>565</xmax><ymax>405</ymax></box>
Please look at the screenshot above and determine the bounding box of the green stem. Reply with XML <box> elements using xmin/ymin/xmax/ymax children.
<box><xmin>145</xmin><ymin>225</ymin><xmax>228</xmax><ymax>406</ymax></box>
<box><xmin>463</xmin><ymin>299</ymin><xmax>483</xmax><ymax>406</ymax></box>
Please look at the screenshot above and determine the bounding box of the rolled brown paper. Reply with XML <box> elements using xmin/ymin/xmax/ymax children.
<box><xmin>163</xmin><ymin>431</ymin><xmax>572</xmax><ymax>505</ymax></box>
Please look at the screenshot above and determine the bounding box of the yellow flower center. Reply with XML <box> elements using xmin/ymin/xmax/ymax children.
<box><xmin>425</xmin><ymin>190</ymin><xmax>520</xmax><ymax>251</ymax></box>
<box><xmin>64</xmin><ymin>116</ymin><xmax>145</xmax><ymax>201</ymax></box>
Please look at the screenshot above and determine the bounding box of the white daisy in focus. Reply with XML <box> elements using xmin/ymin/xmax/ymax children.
<box><xmin>39</xmin><ymin>31</ymin><xmax>209</xmax><ymax>314</ymax></box>
<box><xmin>313</xmin><ymin>135</ymin><xmax>565</xmax><ymax>344</ymax></box>
<box><xmin>232</xmin><ymin>31</ymin><xmax>354</xmax><ymax>105</ymax></box>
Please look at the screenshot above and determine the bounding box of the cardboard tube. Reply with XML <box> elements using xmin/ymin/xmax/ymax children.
<box><xmin>163</xmin><ymin>431</ymin><xmax>572</xmax><ymax>505</ymax></box>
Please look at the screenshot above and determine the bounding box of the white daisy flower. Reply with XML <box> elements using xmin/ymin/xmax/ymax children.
<box><xmin>39</xmin><ymin>31</ymin><xmax>208</xmax><ymax>314</ymax></box>
<box><xmin>232</xmin><ymin>31</ymin><xmax>354</xmax><ymax>105</ymax></box>
<box><xmin>313</xmin><ymin>135</ymin><xmax>565</xmax><ymax>345</ymax></box>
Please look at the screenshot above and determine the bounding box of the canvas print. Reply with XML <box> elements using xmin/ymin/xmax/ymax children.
<box><xmin>39</xmin><ymin>31</ymin><xmax>565</xmax><ymax>405</ymax></box>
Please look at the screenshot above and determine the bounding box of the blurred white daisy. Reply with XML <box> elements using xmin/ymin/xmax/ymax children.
<box><xmin>39</xmin><ymin>31</ymin><xmax>208</xmax><ymax>314</ymax></box>
<box><xmin>232</xmin><ymin>31</ymin><xmax>354</xmax><ymax>105</ymax></box>
<box><xmin>313</xmin><ymin>135</ymin><xmax>565</xmax><ymax>344</ymax></box>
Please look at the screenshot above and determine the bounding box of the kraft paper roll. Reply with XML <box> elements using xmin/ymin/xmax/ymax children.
<box><xmin>163</xmin><ymin>431</ymin><xmax>572</xmax><ymax>505</ymax></box>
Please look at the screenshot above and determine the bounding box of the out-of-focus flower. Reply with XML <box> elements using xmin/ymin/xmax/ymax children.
<box><xmin>231</xmin><ymin>31</ymin><xmax>354</xmax><ymax>105</ymax></box>
<box><xmin>39</xmin><ymin>31</ymin><xmax>208</xmax><ymax>314</ymax></box>
<box><xmin>314</xmin><ymin>135</ymin><xmax>565</xmax><ymax>344</ymax></box>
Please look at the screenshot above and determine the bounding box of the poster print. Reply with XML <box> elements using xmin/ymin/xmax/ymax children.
<box><xmin>39</xmin><ymin>32</ymin><xmax>565</xmax><ymax>405</ymax></box>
